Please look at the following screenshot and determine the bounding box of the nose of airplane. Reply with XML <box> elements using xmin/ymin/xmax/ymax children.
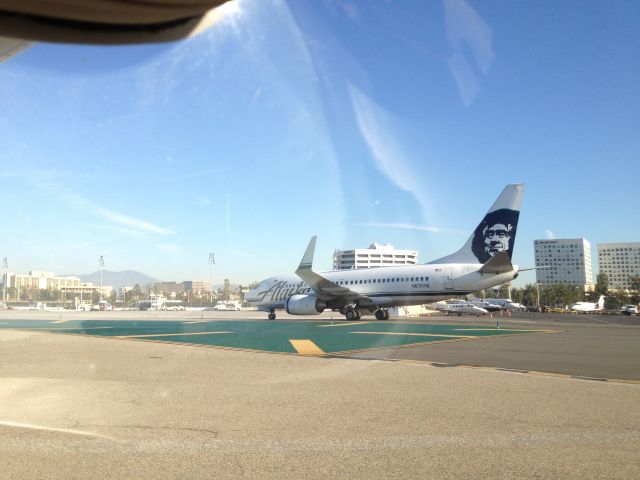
<box><xmin>245</xmin><ymin>284</ymin><xmax>260</xmax><ymax>303</ymax></box>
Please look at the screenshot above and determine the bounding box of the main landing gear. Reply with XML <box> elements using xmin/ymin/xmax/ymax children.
<box><xmin>343</xmin><ymin>307</ymin><xmax>361</xmax><ymax>321</ymax></box>
<box><xmin>341</xmin><ymin>306</ymin><xmax>389</xmax><ymax>320</ymax></box>
<box><xmin>268</xmin><ymin>308</ymin><xmax>276</xmax><ymax>320</ymax></box>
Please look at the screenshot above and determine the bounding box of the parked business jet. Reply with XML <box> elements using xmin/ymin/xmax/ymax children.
<box><xmin>464</xmin><ymin>295</ymin><xmax>504</xmax><ymax>312</ymax></box>
<box><xmin>432</xmin><ymin>300</ymin><xmax>489</xmax><ymax>316</ymax></box>
<box><xmin>570</xmin><ymin>295</ymin><xmax>605</xmax><ymax>313</ymax></box>
<box><xmin>466</xmin><ymin>294</ymin><xmax>523</xmax><ymax>311</ymax></box>
<box><xmin>246</xmin><ymin>184</ymin><xmax>524</xmax><ymax>320</ymax></box>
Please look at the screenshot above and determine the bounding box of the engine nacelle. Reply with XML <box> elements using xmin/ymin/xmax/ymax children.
<box><xmin>284</xmin><ymin>294</ymin><xmax>326</xmax><ymax>315</ymax></box>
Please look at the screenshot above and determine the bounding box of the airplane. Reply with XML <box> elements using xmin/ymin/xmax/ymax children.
<box><xmin>463</xmin><ymin>295</ymin><xmax>504</xmax><ymax>312</ymax></box>
<box><xmin>432</xmin><ymin>300</ymin><xmax>489</xmax><ymax>317</ymax></box>
<box><xmin>570</xmin><ymin>295</ymin><xmax>605</xmax><ymax>313</ymax></box>
<box><xmin>466</xmin><ymin>294</ymin><xmax>524</xmax><ymax>311</ymax></box>
<box><xmin>246</xmin><ymin>184</ymin><xmax>524</xmax><ymax>321</ymax></box>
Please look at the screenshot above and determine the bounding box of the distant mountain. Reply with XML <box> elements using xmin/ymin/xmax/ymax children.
<box><xmin>64</xmin><ymin>270</ymin><xmax>160</xmax><ymax>292</ymax></box>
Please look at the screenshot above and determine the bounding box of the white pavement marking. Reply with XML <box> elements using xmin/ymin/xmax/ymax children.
<box><xmin>0</xmin><ymin>420</ymin><xmax>117</xmax><ymax>441</ymax></box>
<box><xmin>318</xmin><ymin>322</ymin><xmax>371</xmax><ymax>328</ymax></box>
<box><xmin>350</xmin><ymin>331</ymin><xmax>477</xmax><ymax>339</ymax></box>
<box><xmin>115</xmin><ymin>331</ymin><xmax>232</xmax><ymax>339</ymax></box>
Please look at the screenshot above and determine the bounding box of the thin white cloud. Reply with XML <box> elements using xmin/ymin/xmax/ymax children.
<box><xmin>355</xmin><ymin>222</ymin><xmax>441</xmax><ymax>233</ymax></box>
<box><xmin>355</xmin><ymin>222</ymin><xmax>462</xmax><ymax>234</ymax></box>
<box><xmin>59</xmin><ymin>190</ymin><xmax>174</xmax><ymax>235</ymax></box>
<box><xmin>79</xmin><ymin>222</ymin><xmax>147</xmax><ymax>239</ymax></box>
<box><xmin>27</xmin><ymin>174</ymin><xmax>175</xmax><ymax>236</ymax></box>
<box><xmin>349</xmin><ymin>84</ymin><xmax>434</xmax><ymax>223</ymax></box>
<box><xmin>545</xmin><ymin>230</ymin><xmax>556</xmax><ymax>240</ymax></box>
<box><xmin>157</xmin><ymin>243</ymin><xmax>184</xmax><ymax>255</ymax></box>
<box><xmin>444</xmin><ymin>0</ymin><xmax>494</xmax><ymax>106</ymax></box>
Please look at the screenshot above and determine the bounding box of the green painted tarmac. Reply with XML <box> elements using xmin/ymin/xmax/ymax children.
<box><xmin>0</xmin><ymin>319</ymin><xmax>543</xmax><ymax>354</ymax></box>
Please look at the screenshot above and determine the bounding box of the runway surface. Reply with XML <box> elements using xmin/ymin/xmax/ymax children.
<box><xmin>1</xmin><ymin>310</ymin><xmax>639</xmax><ymax>479</ymax></box>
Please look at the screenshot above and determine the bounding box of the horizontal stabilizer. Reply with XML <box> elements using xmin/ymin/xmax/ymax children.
<box><xmin>478</xmin><ymin>251</ymin><xmax>514</xmax><ymax>275</ymax></box>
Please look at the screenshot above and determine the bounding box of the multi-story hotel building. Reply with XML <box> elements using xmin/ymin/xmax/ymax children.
<box><xmin>534</xmin><ymin>239</ymin><xmax>593</xmax><ymax>290</ymax></box>
<box><xmin>597</xmin><ymin>242</ymin><xmax>640</xmax><ymax>290</ymax></box>
<box><xmin>2</xmin><ymin>271</ymin><xmax>112</xmax><ymax>299</ymax></box>
<box><xmin>333</xmin><ymin>243</ymin><xmax>418</xmax><ymax>270</ymax></box>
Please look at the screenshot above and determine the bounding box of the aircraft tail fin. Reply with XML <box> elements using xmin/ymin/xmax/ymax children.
<box><xmin>597</xmin><ymin>295</ymin><xmax>605</xmax><ymax>309</ymax></box>
<box><xmin>430</xmin><ymin>184</ymin><xmax>524</xmax><ymax>264</ymax></box>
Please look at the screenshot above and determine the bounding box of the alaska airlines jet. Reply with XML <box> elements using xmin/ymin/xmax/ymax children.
<box><xmin>570</xmin><ymin>295</ymin><xmax>605</xmax><ymax>313</ymax></box>
<box><xmin>246</xmin><ymin>184</ymin><xmax>524</xmax><ymax>320</ymax></box>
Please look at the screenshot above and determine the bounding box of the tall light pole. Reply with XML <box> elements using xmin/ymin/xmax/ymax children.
<box><xmin>2</xmin><ymin>257</ymin><xmax>7</xmax><ymax>303</ymax></box>
<box><xmin>209</xmin><ymin>252</ymin><xmax>215</xmax><ymax>305</ymax></box>
<box><xmin>99</xmin><ymin>255</ymin><xmax>105</xmax><ymax>301</ymax></box>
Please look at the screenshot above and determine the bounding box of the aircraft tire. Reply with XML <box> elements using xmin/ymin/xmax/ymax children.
<box><xmin>375</xmin><ymin>309</ymin><xmax>385</xmax><ymax>320</ymax></box>
<box><xmin>383</xmin><ymin>309</ymin><xmax>390</xmax><ymax>320</ymax></box>
<box><xmin>268</xmin><ymin>313</ymin><xmax>276</xmax><ymax>320</ymax></box>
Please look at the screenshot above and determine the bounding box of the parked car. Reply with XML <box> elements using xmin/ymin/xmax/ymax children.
<box><xmin>621</xmin><ymin>305</ymin><xmax>638</xmax><ymax>315</ymax></box>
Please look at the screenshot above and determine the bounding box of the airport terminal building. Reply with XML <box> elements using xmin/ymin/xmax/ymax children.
<box><xmin>333</xmin><ymin>243</ymin><xmax>418</xmax><ymax>270</ymax></box>
<box><xmin>534</xmin><ymin>239</ymin><xmax>593</xmax><ymax>290</ymax></box>
<box><xmin>597</xmin><ymin>242</ymin><xmax>640</xmax><ymax>290</ymax></box>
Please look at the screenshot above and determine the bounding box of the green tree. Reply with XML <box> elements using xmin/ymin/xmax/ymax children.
<box><xmin>7</xmin><ymin>287</ymin><xmax>16</xmax><ymax>301</ymax></box>
<box><xmin>498</xmin><ymin>283</ymin><xmax>509</xmax><ymax>298</ymax></box>
<box><xmin>132</xmin><ymin>284</ymin><xmax>142</xmax><ymax>301</ymax></box>
<box><xmin>629</xmin><ymin>275</ymin><xmax>640</xmax><ymax>292</ymax></box>
<box><xmin>19</xmin><ymin>286</ymin><xmax>29</xmax><ymax>301</ymax></box>
<box><xmin>594</xmin><ymin>273</ymin><xmax>609</xmax><ymax>296</ymax></box>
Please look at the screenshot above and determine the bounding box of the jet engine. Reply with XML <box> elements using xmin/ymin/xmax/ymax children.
<box><xmin>284</xmin><ymin>294</ymin><xmax>326</xmax><ymax>315</ymax></box>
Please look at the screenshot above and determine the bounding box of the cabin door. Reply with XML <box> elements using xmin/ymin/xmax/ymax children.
<box><xmin>444</xmin><ymin>269</ymin><xmax>454</xmax><ymax>290</ymax></box>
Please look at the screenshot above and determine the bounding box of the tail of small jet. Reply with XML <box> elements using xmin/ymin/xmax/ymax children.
<box><xmin>430</xmin><ymin>184</ymin><xmax>524</xmax><ymax>265</ymax></box>
<box><xmin>597</xmin><ymin>295</ymin><xmax>605</xmax><ymax>309</ymax></box>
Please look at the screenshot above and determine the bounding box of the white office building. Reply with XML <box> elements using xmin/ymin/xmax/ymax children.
<box><xmin>534</xmin><ymin>239</ymin><xmax>593</xmax><ymax>290</ymax></box>
<box><xmin>333</xmin><ymin>243</ymin><xmax>418</xmax><ymax>270</ymax></box>
<box><xmin>597</xmin><ymin>242</ymin><xmax>640</xmax><ymax>290</ymax></box>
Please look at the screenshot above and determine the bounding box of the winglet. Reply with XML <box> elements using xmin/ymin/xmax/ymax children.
<box><xmin>478</xmin><ymin>251</ymin><xmax>514</xmax><ymax>275</ymax></box>
<box><xmin>296</xmin><ymin>235</ymin><xmax>317</xmax><ymax>274</ymax></box>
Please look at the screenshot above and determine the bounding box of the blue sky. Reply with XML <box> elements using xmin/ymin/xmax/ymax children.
<box><xmin>1</xmin><ymin>0</ymin><xmax>638</xmax><ymax>287</ymax></box>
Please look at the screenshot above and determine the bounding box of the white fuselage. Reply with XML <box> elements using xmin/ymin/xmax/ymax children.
<box><xmin>570</xmin><ymin>302</ymin><xmax>603</xmax><ymax>313</ymax></box>
<box><xmin>247</xmin><ymin>262</ymin><xmax>518</xmax><ymax>312</ymax></box>
<box><xmin>434</xmin><ymin>302</ymin><xmax>488</xmax><ymax>316</ymax></box>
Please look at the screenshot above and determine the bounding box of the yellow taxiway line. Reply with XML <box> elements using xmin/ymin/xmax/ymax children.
<box><xmin>453</xmin><ymin>328</ymin><xmax>559</xmax><ymax>333</ymax></box>
<box><xmin>115</xmin><ymin>331</ymin><xmax>231</xmax><ymax>339</ymax></box>
<box><xmin>289</xmin><ymin>339</ymin><xmax>325</xmax><ymax>356</ymax></box>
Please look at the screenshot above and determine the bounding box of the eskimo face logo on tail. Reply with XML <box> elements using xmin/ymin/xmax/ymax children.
<box><xmin>471</xmin><ymin>208</ymin><xmax>519</xmax><ymax>263</ymax></box>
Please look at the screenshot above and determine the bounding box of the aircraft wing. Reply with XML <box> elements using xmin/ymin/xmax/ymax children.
<box><xmin>295</xmin><ymin>236</ymin><xmax>363</xmax><ymax>299</ymax></box>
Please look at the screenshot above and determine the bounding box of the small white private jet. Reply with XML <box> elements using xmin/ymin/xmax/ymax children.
<box><xmin>570</xmin><ymin>295</ymin><xmax>605</xmax><ymax>313</ymax></box>
<box><xmin>246</xmin><ymin>184</ymin><xmax>524</xmax><ymax>320</ymax></box>
<box><xmin>467</xmin><ymin>294</ymin><xmax>524</xmax><ymax>311</ymax></box>
<box><xmin>432</xmin><ymin>300</ymin><xmax>489</xmax><ymax>316</ymax></box>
